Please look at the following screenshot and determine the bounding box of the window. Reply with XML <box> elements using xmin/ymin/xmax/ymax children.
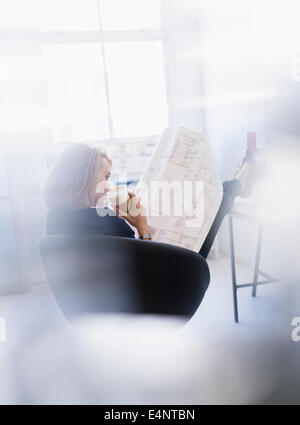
<box><xmin>100</xmin><ymin>0</ymin><xmax>161</xmax><ymax>31</ymax></box>
<box><xmin>104</xmin><ymin>41</ymin><xmax>168</xmax><ymax>139</ymax></box>
<box><xmin>0</xmin><ymin>0</ymin><xmax>169</xmax><ymax>145</ymax></box>
<box><xmin>43</xmin><ymin>43</ymin><xmax>110</xmax><ymax>143</ymax></box>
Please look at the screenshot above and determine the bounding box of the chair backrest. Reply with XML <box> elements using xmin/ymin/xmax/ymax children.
<box><xmin>39</xmin><ymin>235</ymin><xmax>210</xmax><ymax>320</ymax></box>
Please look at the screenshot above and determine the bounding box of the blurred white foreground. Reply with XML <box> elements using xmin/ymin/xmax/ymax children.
<box><xmin>1</xmin><ymin>313</ymin><xmax>294</xmax><ymax>404</ymax></box>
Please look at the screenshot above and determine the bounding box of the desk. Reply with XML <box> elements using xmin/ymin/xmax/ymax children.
<box><xmin>228</xmin><ymin>200</ymin><xmax>282</xmax><ymax>323</ymax></box>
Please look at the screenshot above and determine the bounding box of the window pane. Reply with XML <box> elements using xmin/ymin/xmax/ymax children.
<box><xmin>105</xmin><ymin>41</ymin><xmax>168</xmax><ymax>139</ymax></box>
<box><xmin>0</xmin><ymin>0</ymin><xmax>161</xmax><ymax>31</ymax></box>
<box><xmin>0</xmin><ymin>54</ymin><xmax>52</xmax><ymax>148</ymax></box>
<box><xmin>0</xmin><ymin>0</ymin><xmax>99</xmax><ymax>31</ymax></box>
<box><xmin>43</xmin><ymin>44</ymin><xmax>110</xmax><ymax>143</ymax></box>
<box><xmin>100</xmin><ymin>0</ymin><xmax>161</xmax><ymax>31</ymax></box>
<box><xmin>0</xmin><ymin>0</ymin><xmax>37</xmax><ymax>29</ymax></box>
<box><xmin>37</xmin><ymin>0</ymin><xmax>99</xmax><ymax>31</ymax></box>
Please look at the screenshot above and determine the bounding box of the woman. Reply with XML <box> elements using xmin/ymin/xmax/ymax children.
<box><xmin>44</xmin><ymin>143</ymin><xmax>256</xmax><ymax>258</ymax></box>
<box><xmin>45</xmin><ymin>144</ymin><xmax>150</xmax><ymax>240</ymax></box>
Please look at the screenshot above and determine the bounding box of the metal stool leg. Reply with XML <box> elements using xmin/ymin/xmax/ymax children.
<box><xmin>251</xmin><ymin>226</ymin><xmax>263</xmax><ymax>298</ymax></box>
<box><xmin>229</xmin><ymin>216</ymin><xmax>239</xmax><ymax>323</ymax></box>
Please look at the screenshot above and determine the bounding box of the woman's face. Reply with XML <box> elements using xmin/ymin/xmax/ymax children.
<box><xmin>94</xmin><ymin>159</ymin><xmax>113</xmax><ymax>205</ymax></box>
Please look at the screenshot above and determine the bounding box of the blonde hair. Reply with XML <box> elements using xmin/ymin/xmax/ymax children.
<box><xmin>44</xmin><ymin>144</ymin><xmax>112</xmax><ymax>209</ymax></box>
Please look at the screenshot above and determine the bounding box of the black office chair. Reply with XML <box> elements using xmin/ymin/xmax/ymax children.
<box><xmin>39</xmin><ymin>235</ymin><xmax>210</xmax><ymax>321</ymax></box>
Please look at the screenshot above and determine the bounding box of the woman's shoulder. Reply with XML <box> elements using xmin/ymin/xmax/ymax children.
<box><xmin>88</xmin><ymin>207</ymin><xmax>136</xmax><ymax>237</ymax></box>
<box><xmin>47</xmin><ymin>206</ymin><xmax>135</xmax><ymax>238</ymax></box>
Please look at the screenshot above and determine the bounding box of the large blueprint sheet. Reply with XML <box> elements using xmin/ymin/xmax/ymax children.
<box><xmin>134</xmin><ymin>127</ymin><xmax>223</xmax><ymax>253</ymax></box>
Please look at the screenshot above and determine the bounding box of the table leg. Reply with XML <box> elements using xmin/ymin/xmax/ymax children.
<box><xmin>229</xmin><ymin>216</ymin><xmax>239</xmax><ymax>323</ymax></box>
<box><xmin>251</xmin><ymin>226</ymin><xmax>263</xmax><ymax>298</ymax></box>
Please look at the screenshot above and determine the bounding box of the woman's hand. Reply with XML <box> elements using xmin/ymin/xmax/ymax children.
<box><xmin>116</xmin><ymin>192</ymin><xmax>150</xmax><ymax>237</ymax></box>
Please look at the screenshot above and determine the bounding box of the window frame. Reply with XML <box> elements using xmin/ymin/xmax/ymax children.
<box><xmin>32</xmin><ymin>0</ymin><xmax>175</xmax><ymax>145</ymax></box>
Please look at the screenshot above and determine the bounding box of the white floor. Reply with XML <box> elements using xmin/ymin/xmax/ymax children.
<box><xmin>0</xmin><ymin>255</ymin><xmax>298</xmax><ymax>404</ymax></box>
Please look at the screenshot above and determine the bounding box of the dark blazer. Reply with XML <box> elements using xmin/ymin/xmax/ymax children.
<box><xmin>47</xmin><ymin>206</ymin><xmax>135</xmax><ymax>239</ymax></box>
